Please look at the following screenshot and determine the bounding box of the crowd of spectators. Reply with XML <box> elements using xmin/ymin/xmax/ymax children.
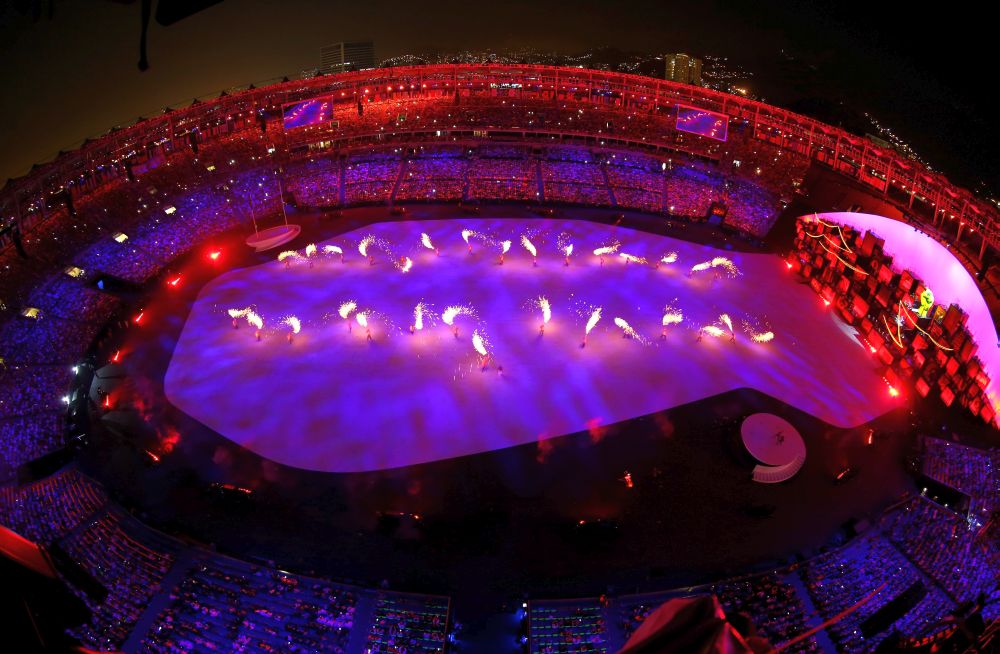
<box><xmin>62</xmin><ymin>509</ymin><xmax>180</xmax><ymax>651</ymax></box>
<box><xmin>0</xmin><ymin>413</ymin><xmax>63</xmax><ymax>479</ymax></box>
<box><xmin>286</xmin><ymin>158</ymin><xmax>342</xmax><ymax>207</ymax></box>
<box><xmin>880</xmin><ymin>496</ymin><xmax>999</xmax><ymax>603</ymax></box>
<box><xmin>396</xmin><ymin>156</ymin><xmax>467</xmax><ymax>202</ymax></box>
<box><xmin>528</xmin><ymin>599</ymin><xmax>608</xmax><ymax>653</ymax></box>
<box><xmin>922</xmin><ymin>437</ymin><xmax>999</xmax><ymax>512</ymax></box>
<box><xmin>366</xmin><ymin>592</ymin><xmax>450</xmax><ymax>653</ymax></box>
<box><xmin>0</xmin><ymin>313</ymin><xmax>100</xmax><ymax>365</ymax></box>
<box><xmin>617</xmin><ymin>574</ymin><xmax>823</xmax><ymax>654</ymax></box>
<box><xmin>711</xmin><ymin>574</ymin><xmax>820</xmax><ymax>653</ymax></box>
<box><xmin>0</xmin><ymin>467</ymin><xmax>106</xmax><ymax>544</ymax></box>
<box><xmin>0</xmin><ymin>364</ymin><xmax>70</xmax><ymax>417</ymax></box>
<box><xmin>799</xmin><ymin>533</ymin><xmax>954</xmax><ymax>653</ymax></box>
<box><xmin>143</xmin><ymin>554</ymin><xmax>358</xmax><ymax>653</ymax></box>
<box><xmin>27</xmin><ymin>277</ymin><xmax>122</xmax><ymax>325</ymax></box>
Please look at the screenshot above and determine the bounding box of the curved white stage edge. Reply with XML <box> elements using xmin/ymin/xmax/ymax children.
<box><xmin>741</xmin><ymin>413</ymin><xmax>806</xmax><ymax>484</ymax></box>
<box><xmin>810</xmin><ymin>212</ymin><xmax>999</xmax><ymax>410</ymax></box>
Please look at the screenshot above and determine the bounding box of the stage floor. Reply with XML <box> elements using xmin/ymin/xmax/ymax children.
<box><xmin>164</xmin><ymin>217</ymin><xmax>896</xmax><ymax>472</ymax></box>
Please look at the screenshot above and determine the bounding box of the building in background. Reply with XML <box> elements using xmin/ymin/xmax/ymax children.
<box><xmin>665</xmin><ymin>53</ymin><xmax>702</xmax><ymax>86</ymax></box>
<box><xmin>320</xmin><ymin>41</ymin><xmax>376</xmax><ymax>74</ymax></box>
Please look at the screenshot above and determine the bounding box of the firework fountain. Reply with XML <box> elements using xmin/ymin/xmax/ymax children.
<box><xmin>499</xmin><ymin>239</ymin><xmax>512</xmax><ymax>265</ymax></box>
<box><xmin>283</xmin><ymin>316</ymin><xmax>301</xmax><ymax>343</ymax></box>
<box><xmin>338</xmin><ymin>300</ymin><xmax>357</xmax><ymax>332</ymax></box>
<box><xmin>689</xmin><ymin>256</ymin><xmax>740</xmax><ymax>278</ymax></box>
<box><xmin>582</xmin><ymin>307</ymin><xmax>602</xmax><ymax>347</ymax></box>
<box><xmin>227</xmin><ymin>307</ymin><xmax>250</xmax><ymax>329</ymax></box>
<box><xmin>323</xmin><ymin>244</ymin><xmax>345</xmax><ymax>263</ymax></box>
<box><xmin>356</xmin><ymin>311</ymin><xmax>372</xmax><ymax>341</ymax></box>
<box><xmin>359</xmin><ymin>235</ymin><xmax>376</xmax><ymax>266</ymax></box>
<box><xmin>536</xmin><ymin>296</ymin><xmax>552</xmax><ymax>335</ymax></box>
<box><xmin>614</xmin><ymin>317</ymin><xmax>646</xmax><ymax>343</ymax></box>
<box><xmin>246</xmin><ymin>311</ymin><xmax>264</xmax><ymax>341</ymax></box>
<box><xmin>420</xmin><ymin>232</ymin><xmax>439</xmax><ymax>256</ymax></box>
<box><xmin>410</xmin><ymin>302</ymin><xmax>428</xmax><ymax>334</ymax></box>
<box><xmin>593</xmin><ymin>241</ymin><xmax>620</xmax><ymax>267</ymax></box>
<box><xmin>658</xmin><ymin>252</ymin><xmax>678</xmax><ymax>269</ymax></box>
<box><xmin>442</xmin><ymin>305</ymin><xmax>476</xmax><ymax>338</ymax></box>
<box><xmin>521</xmin><ymin>235</ymin><xmax>538</xmax><ymax>266</ymax></box>
<box><xmin>619</xmin><ymin>252</ymin><xmax>647</xmax><ymax>266</ymax></box>
<box><xmin>461</xmin><ymin>229</ymin><xmax>478</xmax><ymax>254</ymax></box>
<box><xmin>278</xmin><ymin>250</ymin><xmax>302</xmax><ymax>268</ymax></box>
<box><xmin>719</xmin><ymin>313</ymin><xmax>736</xmax><ymax>342</ymax></box>
<box><xmin>472</xmin><ymin>329</ymin><xmax>490</xmax><ymax>370</ymax></box>
<box><xmin>661</xmin><ymin>304</ymin><xmax>683</xmax><ymax>339</ymax></box>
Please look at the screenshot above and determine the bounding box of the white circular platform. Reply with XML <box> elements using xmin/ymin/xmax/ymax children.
<box><xmin>246</xmin><ymin>224</ymin><xmax>301</xmax><ymax>252</ymax></box>
<box><xmin>741</xmin><ymin>413</ymin><xmax>805</xmax><ymax>466</ymax></box>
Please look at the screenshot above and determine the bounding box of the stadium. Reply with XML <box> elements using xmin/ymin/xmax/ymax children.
<box><xmin>1</xmin><ymin>60</ymin><xmax>998</xmax><ymax>654</ymax></box>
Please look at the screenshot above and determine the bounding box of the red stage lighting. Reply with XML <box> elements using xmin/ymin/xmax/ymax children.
<box><xmin>208</xmin><ymin>249</ymin><xmax>222</xmax><ymax>261</ymax></box>
<box><xmin>134</xmin><ymin>312</ymin><xmax>144</xmax><ymax>324</ymax></box>
<box><xmin>168</xmin><ymin>275</ymin><xmax>182</xmax><ymax>287</ymax></box>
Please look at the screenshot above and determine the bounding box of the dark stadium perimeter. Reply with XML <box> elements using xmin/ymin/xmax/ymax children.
<box><xmin>75</xmin><ymin>201</ymin><xmax>917</xmax><ymax>628</ymax></box>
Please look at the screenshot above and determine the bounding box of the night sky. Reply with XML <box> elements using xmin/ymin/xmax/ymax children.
<box><xmin>1</xmin><ymin>0</ymin><xmax>996</xmax><ymax>195</ymax></box>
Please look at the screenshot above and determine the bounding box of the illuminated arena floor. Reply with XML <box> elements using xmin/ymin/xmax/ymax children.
<box><xmin>164</xmin><ymin>218</ymin><xmax>898</xmax><ymax>472</ymax></box>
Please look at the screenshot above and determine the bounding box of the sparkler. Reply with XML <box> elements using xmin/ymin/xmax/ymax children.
<box><xmin>359</xmin><ymin>235</ymin><xmax>377</xmax><ymax>265</ymax></box>
<box><xmin>499</xmin><ymin>239</ymin><xmax>511</xmax><ymax>265</ymax></box>
<box><xmin>582</xmin><ymin>307</ymin><xmax>602</xmax><ymax>347</ymax></box>
<box><xmin>411</xmin><ymin>302</ymin><xmax>427</xmax><ymax>334</ymax></box>
<box><xmin>245</xmin><ymin>311</ymin><xmax>263</xmax><ymax>341</ymax></box>
<box><xmin>720</xmin><ymin>313</ymin><xmax>735</xmax><ymax>341</ymax></box>
<box><xmin>660</xmin><ymin>304</ymin><xmax>683</xmax><ymax>338</ymax></box>
<box><xmin>696</xmin><ymin>314</ymin><xmax>735</xmax><ymax>343</ymax></box>
<box><xmin>593</xmin><ymin>241</ymin><xmax>619</xmax><ymax>266</ymax></box>
<box><xmin>535</xmin><ymin>296</ymin><xmax>552</xmax><ymax>334</ymax></box>
<box><xmin>324</xmin><ymin>244</ymin><xmax>345</xmax><ymax>263</ymax></box>
<box><xmin>278</xmin><ymin>250</ymin><xmax>302</xmax><ymax>267</ymax></box>
<box><xmin>358</xmin><ymin>235</ymin><xmax>373</xmax><ymax>257</ymax></box>
<box><xmin>227</xmin><ymin>307</ymin><xmax>250</xmax><ymax>328</ymax></box>
<box><xmin>397</xmin><ymin>256</ymin><xmax>413</xmax><ymax>273</ymax></box>
<box><xmin>700</xmin><ymin>325</ymin><xmax>725</xmax><ymax>338</ymax></box>
<box><xmin>614</xmin><ymin>317</ymin><xmax>646</xmax><ymax>343</ymax></box>
<box><xmin>660</xmin><ymin>252</ymin><xmax>678</xmax><ymax>265</ymax></box>
<box><xmin>538</xmin><ymin>297</ymin><xmax>552</xmax><ymax>324</ymax></box>
<box><xmin>461</xmin><ymin>229</ymin><xmax>477</xmax><ymax>254</ymax></box>
<box><xmin>619</xmin><ymin>252</ymin><xmax>647</xmax><ymax>265</ymax></box>
<box><xmin>563</xmin><ymin>243</ymin><xmax>574</xmax><ymax>267</ymax></box>
<box><xmin>472</xmin><ymin>329</ymin><xmax>490</xmax><ymax>369</ymax></box>
<box><xmin>521</xmin><ymin>235</ymin><xmax>538</xmax><ymax>266</ymax></box>
<box><xmin>688</xmin><ymin>256</ymin><xmax>740</xmax><ymax>278</ymax></box>
<box><xmin>338</xmin><ymin>300</ymin><xmax>357</xmax><ymax>332</ymax></box>
<box><xmin>420</xmin><ymin>232</ymin><xmax>436</xmax><ymax>253</ymax></box>
<box><xmin>283</xmin><ymin>316</ymin><xmax>301</xmax><ymax>343</ymax></box>
<box><xmin>442</xmin><ymin>305</ymin><xmax>476</xmax><ymax>338</ymax></box>
<box><xmin>356</xmin><ymin>311</ymin><xmax>372</xmax><ymax>341</ymax></box>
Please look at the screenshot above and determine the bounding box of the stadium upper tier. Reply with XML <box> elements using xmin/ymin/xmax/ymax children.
<box><xmin>0</xmin><ymin>64</ymin><xmax>996</xmax><ymax>260</ymax></box>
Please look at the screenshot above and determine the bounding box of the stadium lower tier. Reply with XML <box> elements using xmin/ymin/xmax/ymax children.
<box><xmin>1</xmin><ymin>464</ymin><xmax>996</xmax><ymax>653</ymax></box>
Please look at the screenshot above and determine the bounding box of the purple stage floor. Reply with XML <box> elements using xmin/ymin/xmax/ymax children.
<box><xmin>164</xmin><ymin>218</ymin><xmax>897</xmax><ymax>472</ymax></box>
